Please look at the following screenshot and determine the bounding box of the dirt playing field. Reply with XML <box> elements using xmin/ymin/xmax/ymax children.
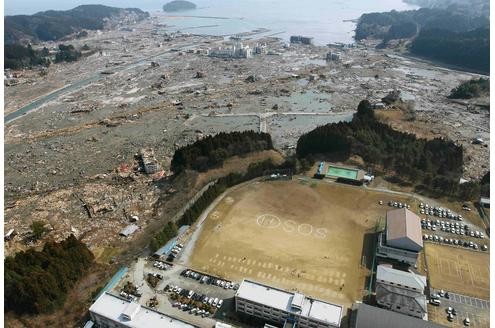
<box><xmin>425</xmin><ymin>243</ymin><xmax>490</xmax><ymax>300</ymax></box>
<box><xmin>186</xmin><ymin>179</ymin><xmax>416</xmax><ymax>309</ymax></box>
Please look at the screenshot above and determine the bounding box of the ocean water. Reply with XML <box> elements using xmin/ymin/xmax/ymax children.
<box><xmin>5</xmin><ymin>0</ymin><xmax>417</xmax><ymax>44</ymax></box>
<box><xmin>161</xmin><ymin>0</ymin><xmax>418</xmax><ymax>44</ymax></box>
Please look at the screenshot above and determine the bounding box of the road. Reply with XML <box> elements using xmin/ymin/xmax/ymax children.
<box><xmin>4</xmin><ymin>41</ymin><xmax>197</xmax><ymax>124</ymax></box>
<box><xmin>201</xmin><ymin>111</ymin><xmax>355</xmax><ymax>133</ymax></box>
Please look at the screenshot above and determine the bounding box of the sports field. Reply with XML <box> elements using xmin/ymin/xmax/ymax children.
<box><xmin>425</xmin><ymin>243</ymin><xmax>490</xmax><ymax>300</ymax></box>
<box><xmin>326</xmin><ymin>166</ymin><xmax>358</xmax><ymax>180</ymax></box>
<box><xmin>186</xmin><ymin>179</ymin><xmax>415</xmax><ymax>309</ymax></box>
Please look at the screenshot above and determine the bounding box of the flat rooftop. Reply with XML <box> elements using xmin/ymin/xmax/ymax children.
<box><xmin>236</xmin><ymin>279</ymin><xmax>342</xmax><ymax>326</ymax></box>
<box><xmin>89</xmin><ymin>292</ymin><xmax>196</xmax><ymax>328</ymax></box>
<box><xmin>376</xmin><ymin>265</ymin><xmax>426</xmax><ymax>290</ymax></box>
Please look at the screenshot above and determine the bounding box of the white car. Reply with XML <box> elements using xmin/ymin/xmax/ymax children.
<box><xmin>430</xmin><ymin>299</ymin><xmax>441</xmax><ymax>306</ymax></box>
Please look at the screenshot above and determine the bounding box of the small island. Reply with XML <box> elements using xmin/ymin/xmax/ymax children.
<box><xmin>163</xmin><ymin>0</ymin><xmax>196</xmax><ymax>12</ymax></box>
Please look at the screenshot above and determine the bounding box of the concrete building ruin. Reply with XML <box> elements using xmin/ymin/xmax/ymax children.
<box><xmin>208</xmin><ymin>38</ymin><xmax>253</xmax><ymax>59</ymax></box>
<box><xmin>326</xmin><ymin>52</ymin><xmax>341</xmax><ymax>62</ymax></box>
<box><xmin>290</xmin><ymin>35</ymin><xmax>314</xmax><ymax>45</ymax></box>
<box><xmin>139</xmin><ymin>148</ymin><xmax>160</xmax><ymax>174</ymax></box>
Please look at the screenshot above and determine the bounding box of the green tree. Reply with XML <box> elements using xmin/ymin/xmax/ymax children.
<box><xmin>30</xmin><ymin>221</ymin><xmax>48</xmax><ymax>240</ymax></box>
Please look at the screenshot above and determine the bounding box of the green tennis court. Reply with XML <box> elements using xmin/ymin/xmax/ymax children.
<box><xmin>326</xmin><ymin>165</ymin><xmax>358</xmax><ymax>180</ymax></box>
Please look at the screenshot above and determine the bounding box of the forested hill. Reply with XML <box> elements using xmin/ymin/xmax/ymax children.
<box><xmin>355</xmin><ymin>8</ymin><xmax>489</xmax><ymax>41</ymax></box>
<box><xmin>5</xmin><ymin>5</ymin><xmax>149</xmax><ymax>44</ymax></box>
<box><xmin>403</xmin><ymin>0</ymin><xmax>489</xmax><ymax>17</ymax></box>
<box><xmin>355</xmin><ymin>5</ymin><xmax>489</xmax><ymax>73</ymax></box>
<box><xmin>296</xmin><ymin>100</ymin><xmax>480</xmax><ymax>200</ymax></box>
<box><xmin>171</xmin><ymin>131</ymin><xmax>273</xmax><ymax>173</ymax></box>
<box><xmin>163</xmin><ymin>0</ymin><xmax>197</xmax><ymax>12</ymax></box>
<box><xmin>5</xmin><ymin>235</ymin><xmax>94</xmax><ymax>314</ymax></box>
<box><xmin>410</xmin><ymin>27</ymin><xmax>489</xmax><ymax>72</ymax></box>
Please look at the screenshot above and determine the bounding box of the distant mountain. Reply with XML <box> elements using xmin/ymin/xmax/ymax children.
<box><xmin>355</xmin><ymin>5</ymin><xmax>489</xmax><ymax>73</ymax></box>
<box><xmin>5</xmin><ymin>5</ymin><xmax>149</xmax><ymax>45</ymax></box>
<box><xmin>355</xmin><ymin>8</ymin><xmax>489</xmax><ymax>41</ymax></box>
<box><xmin>404</xmin><ymin>0</ymin><xmax>489</xmax><ymax>17</ymax></box>
<box><xmin>163</xmin><ymin>0</ymin><xmax>197</xmax><ymax>12</ymax></box>
<box><xmin>410</xmin><ymin>27</ymin><xmax>489</xmax><ymax>73</ymax></box>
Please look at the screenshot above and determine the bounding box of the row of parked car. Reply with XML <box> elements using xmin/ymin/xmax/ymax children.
<box><xmin>419</xmin><ymin>203</ymin><xmax>463</xmax><ymax>220</ymax></box>
<box><xmin>180</xmin><ymin>269</ymin><xmax>239</xmax><ymax>290</ymax></box>
<box><xmin>172</xmin><ymin>302</ymin><xmax>214</xmax><ymax>317</ymax></box>
<box><xmin>153</xmin><ymin>261</ymin><xmax>173</xmax><ymax>270</ymax></box>
<box><xmin>421</xmin><ymin>219</ymin><xmax>484</xmax><ymax>238</ymax></box>
<box><xmin>119</xmin><ymin>291</ymin><xmax>139</xmax><ymax>301</ymax></box>
<box><xmin>423</xmin><ymin>234</ymin><xmax>488</xmax><ymax>251</ymax></box>
<box><xmin>166</xmin><ymin>284</ymin><xmax>223</xmax><ymax>306</ymax></box>
<box><xmin>166</xmin><ymin>243</ymin><xmax>184</xmax><ymax>262</ymax></box>
<box><xmin>387</xmin><ymin>201</ymin><xmax>411</xmax><ymax>209</ymax></box>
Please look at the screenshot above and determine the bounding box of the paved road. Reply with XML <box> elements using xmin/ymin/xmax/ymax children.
<box><xmin>4</xmin><ymin>42</ymin><xmax>197</xmax><ymax>124</ymax></box>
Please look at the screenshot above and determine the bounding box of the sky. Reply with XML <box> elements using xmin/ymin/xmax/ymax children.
<box><xmin>4</xmin><ymin>0</ymin><xmax>163</xmax><ymax>15</ymax></box>
<box><xmin>4</xmin><ymin>0</ymin><xmax>417</xmax><ymax>15</ymax></box>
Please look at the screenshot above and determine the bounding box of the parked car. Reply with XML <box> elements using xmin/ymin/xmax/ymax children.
<box><xmin>430</xmin><ymin>299</ymin><xmax>441</xmax><ymax>306</ymax></box>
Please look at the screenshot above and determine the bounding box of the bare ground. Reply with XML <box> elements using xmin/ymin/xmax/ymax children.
<box><xmin>424</xmin><ymin>243</ymin><xmax>489</xmax><ymax>300</ymax></box>
<box><xmin>186</xmin><ymin>179</ymin><xmax>415</xmax><ymax>310</ymax></box>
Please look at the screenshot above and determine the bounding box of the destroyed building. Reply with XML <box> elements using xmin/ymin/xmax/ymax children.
<box><xmin>326</xmin><ymin>51</ymin><xmax>341</xmax><ymax>62</ymax></box>
<box><xmin>208</xmin><ymin>39</ymin><xmax>253</xmax><ymax>59</ymax></box>
<box><xmin>290</xmin><ymin>35</ymin><xmax>314</xmax><ymax>45</ymax></box>
<box><xmin>139</xmin><ymin>148</ymin><xmax>161</xmax><ymax>174</ymax></box>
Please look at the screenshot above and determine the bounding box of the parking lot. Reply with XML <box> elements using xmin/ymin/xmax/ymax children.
<box><xmin>113</xmin><ymin>257</ymin><xmax>237</xmax><ymax>327</ymax></box>
<box><xmin>428</xmin><ymin>293</ymin><xmax>490</xmax><ymax>328</ymax></box>
<box><xmin>430</xmin><ymin>289</ymin><xmax>490</xmax><ymax>311</ymax></box>
<box><xmin>421</xmin><ymin>218</ymin><xmax>488</xmax><ymax>252</ymax></box>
